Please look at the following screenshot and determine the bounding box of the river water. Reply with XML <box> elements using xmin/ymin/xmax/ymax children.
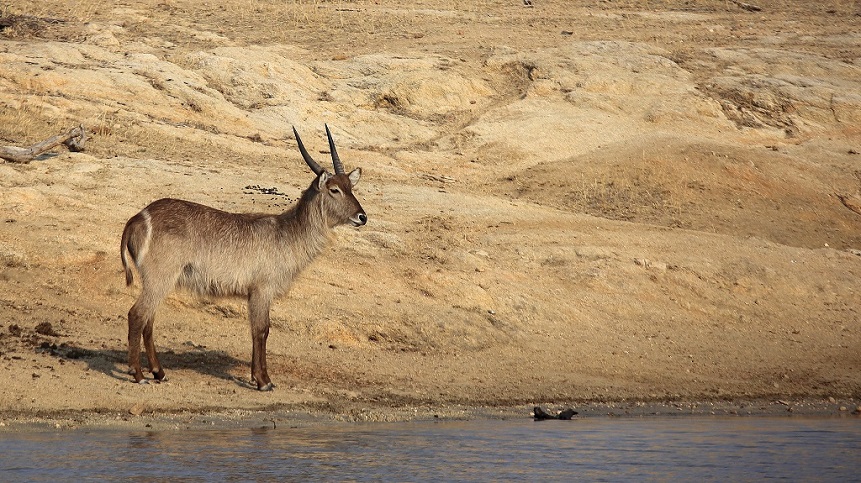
<box><xmin>2</xmin><ymin>416</ymin><xmax>858</xmax><ymax>481</ymax></box>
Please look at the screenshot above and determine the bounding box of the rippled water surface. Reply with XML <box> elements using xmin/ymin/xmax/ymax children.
<box><xmin>2</xmin><ymin>417</ymin><xmax>858</xmax><ymax>481</ymax></box>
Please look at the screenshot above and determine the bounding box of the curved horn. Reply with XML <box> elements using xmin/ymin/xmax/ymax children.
<box><xmin>325</xmin><ymin>124</ymin><xmax>345</xmax><ymax>175</ymax></box>
<box><xmin>293</xmin><ymin>126</ymin><xmax>324</xmax><ymax>175</ymax></box>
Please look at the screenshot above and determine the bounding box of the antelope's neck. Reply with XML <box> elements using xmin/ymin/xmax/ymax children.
<box><xmin>278</xmin><ymin>189</ymin><xmax>330</xmax><ymax>257</ymax></box>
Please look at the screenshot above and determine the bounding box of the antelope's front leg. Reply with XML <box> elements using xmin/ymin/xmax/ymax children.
<box><xmin>249</xmin><ymin>292</ymin><xmax>274</xmax><ymax>391</ymax></box>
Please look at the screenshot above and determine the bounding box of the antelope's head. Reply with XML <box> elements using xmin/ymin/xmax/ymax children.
<box><xmin>293</xmin><ymin>125</ymin><xmax>367</xmax><ymax>228</ymax></box>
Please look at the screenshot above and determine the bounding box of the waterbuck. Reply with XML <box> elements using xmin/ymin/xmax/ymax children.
<box><xmin>120</xmin><ymin>125</ymin><xmax>366</xmax><ymax>391</ymax></box>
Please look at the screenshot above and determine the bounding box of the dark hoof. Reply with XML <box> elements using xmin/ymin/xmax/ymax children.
<box><xmin>258</xmin><ymin>382</ymin><xmax>275</xmax><ymax>391</ymax></box>
<box><xmin>152</xmin><ymin>369</ymin><xmax>166</xmax><ymax>381</ymax></box>
<box><xmin>130</xmin><ymin>368</ymin><xmax>146</xmax><ymax>384</ymax></box>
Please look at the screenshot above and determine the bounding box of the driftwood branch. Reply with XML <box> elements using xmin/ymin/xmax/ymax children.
<box><xmin>0</xmin><ymin>125</ymin><xmax>87</xmax><ymax>163</ymax></box>
<box><xmin>730</xmin><ymin>0</ymin><xmax>762</xmax><ymax>12</ymax></box>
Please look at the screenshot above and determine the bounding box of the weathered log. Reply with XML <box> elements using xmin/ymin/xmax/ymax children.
<box><xmin>0</xmin><ymin>125</ymin><xmax>86</xmax><ymax>164</ymax></box>
<box><xmin>730</xmin><ymin>0</ymin><xmax>762</xmax><ymax>12</ymax></box>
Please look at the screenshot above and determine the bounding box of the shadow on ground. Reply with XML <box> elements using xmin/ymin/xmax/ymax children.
<box><xmin>39</xmin><ymin>343</ymin><xmax>252</xmax><ymax>388</ymax></box>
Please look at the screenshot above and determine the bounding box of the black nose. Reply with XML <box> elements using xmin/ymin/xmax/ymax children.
<box><xmin>358</xmin><ymin>213</ymin><xmax>367</xmax><ymax>224</ymax></box>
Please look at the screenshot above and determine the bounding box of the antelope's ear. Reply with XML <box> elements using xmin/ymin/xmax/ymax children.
<box><xmin>317</xmin><ymin>171</ymin><xmax>330</xmax><ymax>191</ymax></box>
<box><xmin>348</xmin><ymin>168</ymin><xmax>361</xmax><ymax>187</ymax></box>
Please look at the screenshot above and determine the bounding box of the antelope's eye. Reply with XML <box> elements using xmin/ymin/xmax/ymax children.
<box><xmin>329</xmin><ymin>187</ymin><xmax>341</xmax><ymax>195</ymax></box>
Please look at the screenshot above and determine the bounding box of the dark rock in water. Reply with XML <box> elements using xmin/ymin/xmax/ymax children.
<box><xmin>533</xmin><ymin>406</ymin><xmax>578</xmax><ymax>421</ymax></box>
<box><xmin>533</xmin><ymin>406</ymin><xmax>555</xmax><ymax>420</ymax></box>
<box><xmin>557</xmin><ymin>408</ymin><xmax>577</xmax><ymax>420</ymax></box>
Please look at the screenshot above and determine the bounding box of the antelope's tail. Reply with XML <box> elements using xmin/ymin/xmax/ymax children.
<box><xmin>120</xmin><ymin>221</ymin><xmax>135</xmax><ymax>286</ymax></box>
<box><xmin>120</xmin><ymin>210</ymin><xmax>149</xmax><ymax>286</ymax></box>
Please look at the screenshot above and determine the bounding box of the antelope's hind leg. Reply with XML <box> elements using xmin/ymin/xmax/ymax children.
<box><xmin>128</xmin><ymin>284</ymin><xmax>171</xmax><ymax>384</ymax></box>
<box><xmin>128</xmin><ymin>303</ymin><xmax>147</xmax><ymax>384</ymax></box>
<box><xmin>143</xmin><ymin>316</ymin><xmax>166</xmax><ymax>382</ymax></box>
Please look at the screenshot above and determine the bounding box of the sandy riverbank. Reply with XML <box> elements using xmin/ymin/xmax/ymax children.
<box><xmin>1</xmin><ymin>1</ymin><xmax>860</xmax><ymax>428</ymax></box>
